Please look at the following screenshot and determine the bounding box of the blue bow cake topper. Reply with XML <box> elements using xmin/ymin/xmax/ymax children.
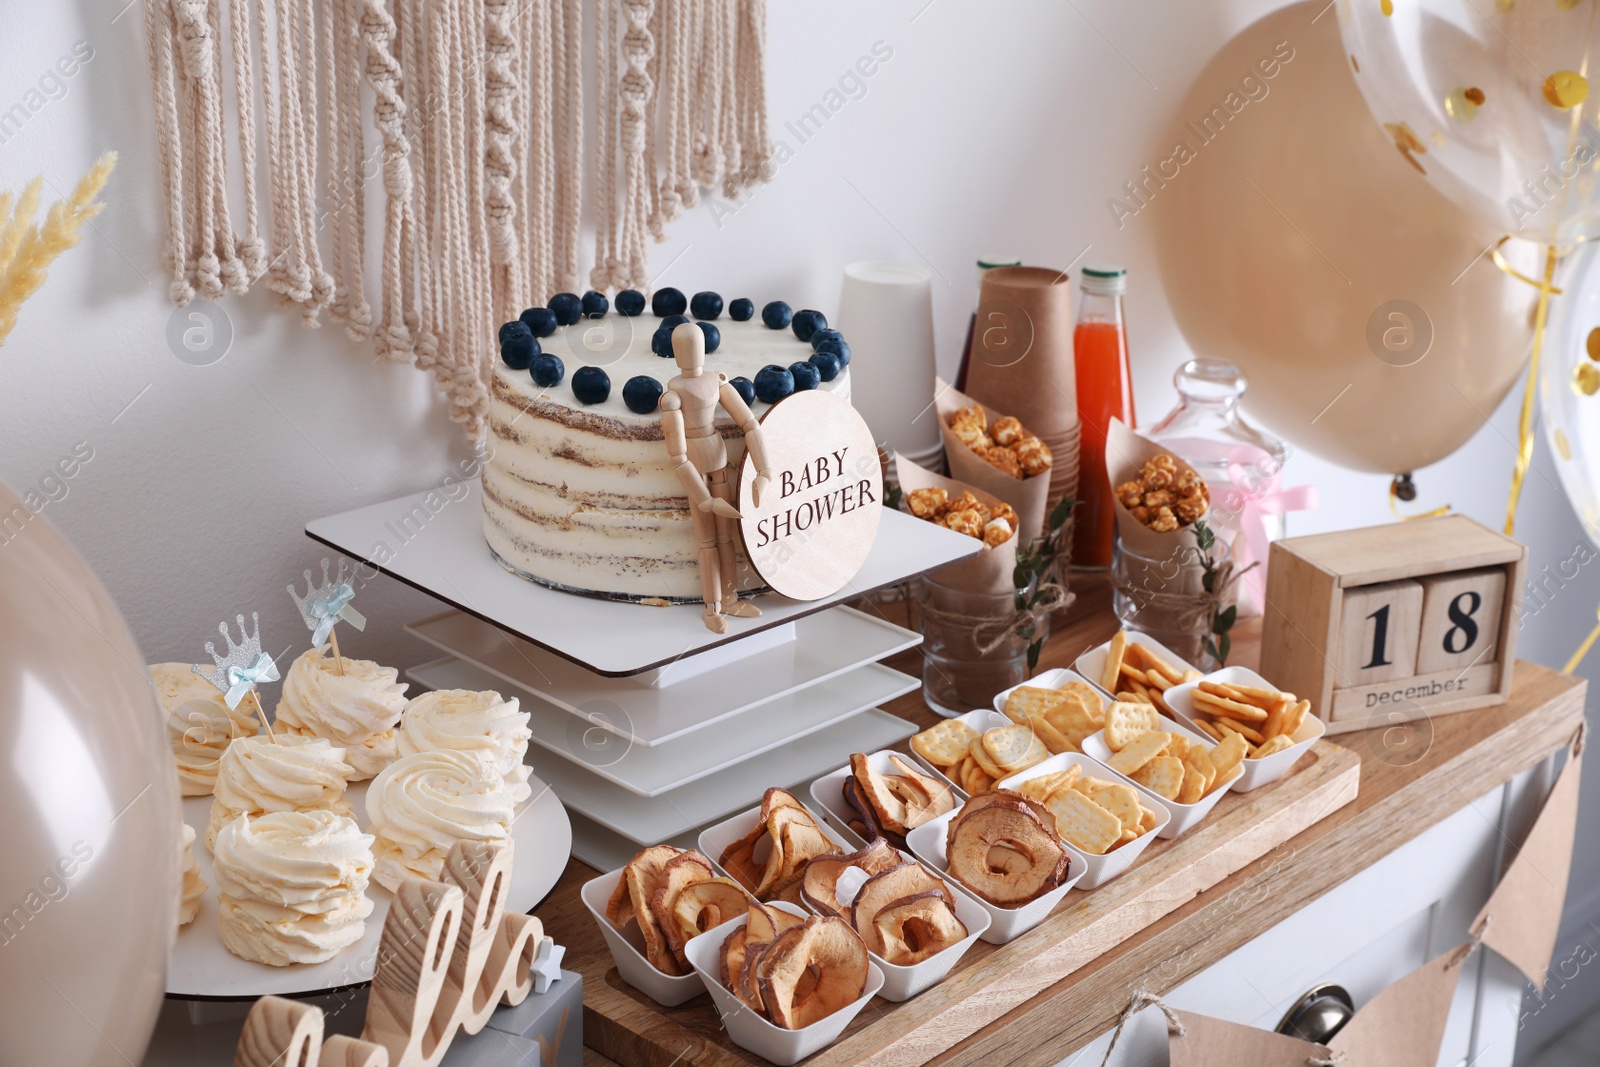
<box><xmin>288</xmin><ymin>558</ymin><xmax>367</xmax><ymax>669</ymax></box>
<box><xmin>193</xmin><ymin>612</ymin><xmax>278</xmax><ymax>738</ymax></box>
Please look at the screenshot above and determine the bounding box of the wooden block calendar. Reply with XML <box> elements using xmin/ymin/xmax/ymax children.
<box><xmin>1260</xmin><ymin>515</ymin><xmax>1525</xmax><ymax>736</ymax></box>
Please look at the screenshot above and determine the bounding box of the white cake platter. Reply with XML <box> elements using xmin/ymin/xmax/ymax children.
<box><xmin>167</xmin><ymin>776</ymin><xmax>570</xmax><ymax>1000</ymax></box>
<box><xmin>408</xmin><ymin>655</ymin><xmax>919</xmax><ymax>796</ymax></box>
<box><xmin>306</xmin><ymin>482</ymin><xmax>976</xmax><ymax>677</ymax></box>
<box><xmin>526</xmin><ymin>708</ymin><xmax>917</xmax><ymax>845</ymax></box>
<box><xmin>405</xmin><ymin>606</ymin><xmax>921</xmax><ymax>746</ymax></box>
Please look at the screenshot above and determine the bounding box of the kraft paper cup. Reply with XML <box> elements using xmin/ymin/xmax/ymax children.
<box><xmin>837</xmin><ymin>261</ymin><xmax>941</xmax><ymax>457</ymax></box>
<box><xmin>1165</xmin><ymin>665</ymin><xmax>1326</xmax><ymax>792</ymax></box>
<box><xmin>963</xmin><ymin>265</ymin><xmax>1078</xmax><ymax>441</ymax></box>
<box><xmin>581</xmin><ymin>867</ymin><xmax>706</xmax><ymax>1007</ymax></box>
<box><xmin>905</xmin><ymin>806</ymin><xmax>1083</xmax><ymax>944</ymax></box>
<box><xmin>1080</xmin><ymin>714</ymin><xmax>1231</xmax><ymax>839</ymax></box>
<box><xmin>684</xmin><ymin>901</ymin><xmax>886</xmax><ymax>1065</ymax></box>
<box><xmin>997</xmin><ymin>752</ymin><xmax>1171</xmax><ymax>888</ymax></box>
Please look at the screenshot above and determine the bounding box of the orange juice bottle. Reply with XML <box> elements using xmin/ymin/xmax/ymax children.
<box><xmin>1070</xmin><ymin>266</ymin><xmax>1134</xmax><ymax>569</ymax></box>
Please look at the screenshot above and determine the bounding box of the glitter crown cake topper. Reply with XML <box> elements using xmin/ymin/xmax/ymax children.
<box><xmin>287</xmin><ymin>557</ymin><xmax>367</xmax><ymax>646</ymax></box>
<box><xmin>193</xmin><ymin>612</ymin><xmax>280</xmax><ymax>710</ymax></box>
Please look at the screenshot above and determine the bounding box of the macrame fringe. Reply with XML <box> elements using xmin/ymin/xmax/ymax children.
<box><xmin>141</xmin><ymin>0</ymin><xmax>771</xmax><ymax>441</ymax></box>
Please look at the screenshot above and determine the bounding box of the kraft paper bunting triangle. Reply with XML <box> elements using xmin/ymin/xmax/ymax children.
<box><xmin>1167</xmin><ymin>1009</ymin><xmax>1332</xmax><ymax>1066</ymax></box>
<box><xmin>1472</xmin><ymin>730</ymin><xmax>1584</xmax><ymax>992</ymax></box>
<box><xmin>1327</xmin><ymin>942</ymin><xmax>1470</xmax><ymax>1067</ymax></box>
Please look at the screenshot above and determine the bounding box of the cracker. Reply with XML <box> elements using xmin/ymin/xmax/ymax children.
<box><xmin>983</xmin><ymin>724</ymin><xmax>1049</xmax><ymax>775</ymax></box>
<box><xmin>1045</xmin><ymin>789</ymin><xmax>1123</xmax><ymax>855</ymax></box>
<box><xmin>968</xmin><ymin>737</ymin><xmax>1006</xmax><ymax>780</ymax></box>
<box><xmin>1050</xmin><ymin>693</ymin><xmax>1106</xmax><ymax>743</ymax></box>
<box><xmin>1193</xmin><ymin>688</ymin><xmax>1270</xmax><ymax>722</ymax></box>
<box><xmin>1212</xmin><ymin>717</ymin><xmax>1266</xmax><ymax>745</ymax></box>
<box><xmin>1004</xmin><ymin>685</ymin><xmax>1068</xmax><ymax>725</ymax></box>
<box><xmin>1259</xmin><ymin>697</ymin><xmax>1293</xmax><ymax>740</ymax></box>
<box><xmin>1286</xmin><ymin>699</ymin><xmax>1310</xmax><ymax>736</ymax></box>
<box><xmin>1022</xmin><ymin>712</ymin><xmax>1075</xmax><ymax>756</ymax></box>
<box><xmin>1061</xmin><ymin>681</ymin><xmax>1106</xmax><ymax>720</ymax></box>
<box><xmin>1092</xmin><ymin>780</ymin><xmax>1143</xmax><ymax>829</ymax></box>
<box><xmin>1252</xmin><ymin>735</ymin><xmax>1295</xmax><ymax>759</ymax></box>
<box><xmin>1164</xmin><ymin>733</ymin><xmax>1191</xmax><ymax>761</ymax></box>
<box><xmin>1132</xmin><ymin>756</ymin><xmax>1184</xmax><ymax>801</ymax></box>
<box><xmin>912</xmin><ymin>719</ymin><xmax>979</xmax><ymax>767</ymax></box>
<box><xmin>1135</xmin><ymin>644</ymin><xmax>1186</xmax><ymax>686</ymax></box>
<box><xmin>1138</xmin><ymin>806</ymin><xmax>1159</xmax><ymax>834</ymax></box>
<box><xmin>1105</xmin><ymin>702</ymin><xmax>1162</xmax><ymax>751</ymax></box>
<box><xmin>1193</xmin><ymin>718</ymin><xmax>1225</xmax><ymax>742</ymax></box>
<box><xmin>1099</xmin><ymin>631</ymin><xmax>1128</xmax><ymax>692</ymax></box>
<box><xmin>1182</xmin><ymin>669</ymin><xmax>1204</xmax><ymax>683</ymax></box>
<box><xmin>1185</xmin><ymin>749</ymin><xmax>1216</xmax><ymax>794</ymax></box>
<box><xmin>1209</xmin><ymin>731</ymin><xmax>1249</xmax><ymax>782</ymax></box>
<box><xmin>1107</xmin><ymin>730</ymin><xmax>1170</xmax><ymax>777</ymax></box>
<box><xmin>1177</xmin><ymin>762</ymin><xmax>1206</xmax><ymax>804</ymax></box>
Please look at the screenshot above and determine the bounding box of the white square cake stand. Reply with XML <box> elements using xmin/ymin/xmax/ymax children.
<box><xmin>306</xmin><ymin>483</ymin><xmax>976</xmax><ymax>866</ymax></box>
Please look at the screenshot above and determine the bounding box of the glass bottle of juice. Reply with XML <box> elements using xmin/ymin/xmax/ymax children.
<box><xmin>1070</xmin><ymin>266</ymin><xmax>1135</xmax><ymax>569</ymax></box>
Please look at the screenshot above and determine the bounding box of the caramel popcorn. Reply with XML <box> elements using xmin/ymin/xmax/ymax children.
<box><xmin>983</xmin><ymin>517</ymin><xmax>1014</xmax><ymax>548</ymax></box>
<box><xmin>901</xmin><ymin>480</ymin><xmax>1018</xmax><ymax>549</ymax></box>
<box><xmin>1117</xmin><ymin>451</ymin><xmax>1208</xmax><ymax>533</ymax></box>
<box><xmin>907</xmin><ymin>488</ymin><xmax>948</xmax><ymax>519</ymax></box>
<box><xmin>946</xmin><ymin>405</ymin><xmax>1053</xmax><ymax>480</ymax></box>
<box><xmin>944</xmin><ymin>509</ymin><xmax>985</xmax><ymax>539</ymax></box>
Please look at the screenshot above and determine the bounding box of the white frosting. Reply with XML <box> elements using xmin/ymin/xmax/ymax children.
<box><xmin>274</xmin><ymin>647</ymin><xmax>409</xmax><ymax>780</ymax></box>
<box><xmin>178</xmin><ymin>822</ymin><xmax>205</xmax><ymax>927</ymax></box>
<box><xmin>365</xmin><ymin>749</ymin><xmax>513</xmax><ymax>892</ymax></box>
<box><xmin>153</xmin><ymin>662</ymin><xmax>261</xmax><ymax>797</ymax></box>
<box><xmin>396</xmin><ymin>689</ymin><xmax>532</xmax><ymax>803</ymax></box>
<box><xmin>206</xmin><ymin>735</ymin><xmax>357</xmax><ymax>851</ymax></box>
<box><xmin>483</xmin><ymin>315</ymin><xmax>851</xmax><ymax>601</ymax></box>
<box><xmin>212</xmin><ymin>810</ymin><xmax>375</xmax><ymax>966</ymax></box>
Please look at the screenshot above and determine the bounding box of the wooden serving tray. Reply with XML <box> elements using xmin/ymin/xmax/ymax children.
<box><xmin>532</xmin><ymin>582</ymin><xmax>1374</xmax><ymax>1067</ymax></box>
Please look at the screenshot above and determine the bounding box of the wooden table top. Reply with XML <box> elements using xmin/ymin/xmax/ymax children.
<box><xmin>536</xmin><ymin>576</ymin><xmax>1587</xmax><ymax>1067</ymax></box>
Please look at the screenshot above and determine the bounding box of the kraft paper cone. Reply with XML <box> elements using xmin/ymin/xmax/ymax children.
<box><xmin>934</xmin><ymin>377</ymin><xmax>1053</xmax><ymax>541</ymax></box>
<box><xmin>1327</xmin><ymin>943</ymin><xmax>1469</xmax><ymax>1067</ymax></box>
<box><xmin>1107</xmin><ymin>419</ymin><xmax>1212</xmax><ymax>592</ymax></box>
<box><xmin>1474</xmin><ymin>732</ymin><xmax>1584</xmax><ymax>992</ymax></box>
<box><xmin>1167</xmin><ymin>1010</ymin><xmax>1331</xmax><ymax>1067</ymax></box>
<box><xmin>893</xmin><ymin>452</ymin><xmax>1018</xmax><ymax>595</ymax></box>
<box><xmin>964</xmin><ymin>265</ymin><xmax>1079</xmax><ymax>440</ymax></box>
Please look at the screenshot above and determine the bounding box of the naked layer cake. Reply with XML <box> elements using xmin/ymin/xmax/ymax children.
<box><xmin>483</xmin><ymin>289</ymin><xmax>853</xmax><ymax>601</ymax></box>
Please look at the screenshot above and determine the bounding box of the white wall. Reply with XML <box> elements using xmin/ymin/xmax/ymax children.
<box><xmin>1</xmin><ymin>1</ymin><xmax>1593</xmax><ymax>1055</ymax></box>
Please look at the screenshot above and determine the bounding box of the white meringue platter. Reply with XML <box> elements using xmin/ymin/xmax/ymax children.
<box><xmin>167</xmin><ymin>777</ymin><xmax>570</xmax><ymax>999</ymax></box>
<box><xmin>408</xmin><ymin>655</ymin><xmax>918</xmax><ymax>795</ymax></box>
<box><xmin>305</xmin><ymin>481</ymin><xmax>976</xmax><ymax>677</ymax></box>
<box><xmin>404</xmin><ymin>605</ymin><xmax>921</xmax><ymax>746</ymax></box>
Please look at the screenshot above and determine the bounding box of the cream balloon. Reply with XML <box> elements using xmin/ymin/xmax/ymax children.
<box><xmin>0</xmin><ymin>483</ymin><xmax>178</xmax><ymax>1064</ymax></box>
<box><xmin>1150</xmin><ymin>0</ymin><xmax>1536</xmax><ymax>474</ymax></box>
<box><xmin>1542</xmin><ymin>238</ymin><xmax>1600</xmax><ymax>546</ymax></box>
<box><xmin>1339</xmin><ymin>0</ymin><xmax>1600</xmax><ymax>245</ymax></box>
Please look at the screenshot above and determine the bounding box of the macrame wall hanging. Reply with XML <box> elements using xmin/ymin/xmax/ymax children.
<box><xmin>144</xmin><ymin>0</ymin><xmax>773</xmax><ymax>439</ymax></box>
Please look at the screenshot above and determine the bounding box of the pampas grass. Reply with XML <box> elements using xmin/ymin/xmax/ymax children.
<box><xmin>0</xmin><ymin>152</ymin><xmax>117</xmax><ymax>346</ymax></box>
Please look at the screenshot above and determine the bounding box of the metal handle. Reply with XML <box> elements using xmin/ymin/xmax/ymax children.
<box><xmin>1277</xmin><ymin>983</ymin><xmax>1354</xmax><ymax>1045</ymax></box>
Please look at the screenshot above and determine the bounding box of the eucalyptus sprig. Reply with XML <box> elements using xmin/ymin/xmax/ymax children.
<box><xmin>1014</xmin><ymin>495</ymin><xmax>1078</xmax><ymax>670</ymax></box>
<box><xmin>1192</xmin><ymin>518</ymin><xmax>1255</xmax><ymax>667</ymax></box>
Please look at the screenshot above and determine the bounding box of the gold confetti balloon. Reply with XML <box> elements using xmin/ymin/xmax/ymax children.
<box><xmin>1543</xmin><ymin>243</ymin><xmax>1600</xmax><ymax>549</ymax></box>
<box><xmin>1339</xmin><ymin>0</ymin><xmax>1600</xmax><ymax>243</ymax></box>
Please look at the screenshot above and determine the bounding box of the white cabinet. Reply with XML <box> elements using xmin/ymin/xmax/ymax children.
<box><xmin>1059</xmin><ymin>753</ymin><xmax>1560</xmax><ymax>1066</ymax></box>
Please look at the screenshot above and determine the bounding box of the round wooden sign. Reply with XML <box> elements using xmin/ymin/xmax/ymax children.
<box><xmin>738</xmin><ymin>389</ymin><xmax>883</xmax><ymax>600</ymax></box>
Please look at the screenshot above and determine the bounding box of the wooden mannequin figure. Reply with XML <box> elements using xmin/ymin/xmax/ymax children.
<box><xmin>659</xmin><ymin>321</ymin><xmax>774</xmax><ymax>633</ymax></box>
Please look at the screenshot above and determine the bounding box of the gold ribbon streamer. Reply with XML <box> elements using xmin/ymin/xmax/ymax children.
<box><xmin>1493</xmin><ymin>238</ymin><xmax>1561</xmax><ymax>536</ymax></box>
<box><xmin>1564</xmin><ymin>603</ymin><xmax>1600</xmax><ymax>674</ymax></box>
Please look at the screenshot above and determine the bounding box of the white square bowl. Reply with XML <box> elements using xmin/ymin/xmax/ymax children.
<box><xmin>782</xmin><ymin>830</ymin><xmax>992</xmax><ymax>1000</ymax></box>
<box><xmin>580</xmin><ymin>866</ymin><xmax>708</xmax><ymax>1007</ymax></box>
<box><xmin>1164</xmin><ymin>665</ymin><xmax>1327</xmax><ymax>792</ymax></box>
<box><xmin>904</xmin><ymin>806</ymin><xmax>1085</xmax><ymax>943</ymax></box>
<box><xmin>1074</xmin><ymin>632</ymin><xmax>1201</xmax><ymax>700</ymax></box>
<box><xmin>809</xmin><ymin>749</ymin><xmax>964</xmax><ymax>848</ymax></box>
<box><xmin>1080</xmin><ymin>715</ymin><xmax>1231</xmax><ymax>839</ymax></box>
<box><xmin>997</xmin><ymin>752</ymin><xmax>1171</xmax><ymax>888</ymax></box>
<box><xmin>683</xmin><ymin>900</ymin><xmax>886</xmax><ymax>1065</ymax></box>
<box><xmin>991</xmin><ymin>668</ymin><xmax>1106</xmax><ymax>718</ymax></box>
<box><xmin>699</xmin><ymin>797</ymin><xmax>853</xmax><ymax>890</ymax></box>
<box><xmin>901</xmin><ymin>709</ymin><xmax>1014</xmax><ymax>800</ymax></box>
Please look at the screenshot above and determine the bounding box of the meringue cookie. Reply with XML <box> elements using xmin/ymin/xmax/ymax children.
<box><xmin>396</xmin><ymin>689</ymin><xmax>533</xmax><ymax>804</ymax></box>
<box><xmin>153</xmin><ymin>662</ymin><xmax>261</xmax><ymax>797</ymax></box>
<box><xmin>212</xmin><ymin>809</ymin><xmax>375</xmax><ymax>966</ymax></box>
<box><xmin>206</xmin><ymin>735</ymin><xmax>357</xmax><ymax>851</ymax></box>
<box><xmin>274</xmin><ymin>647</ymin><xmax>409</xmax><ymax>780</ymax></box>
<box><xmin>365</xmin><ymin>749</ymin><xmax>514</xmax><ymax>892</ymax></box>
<box><xmin>178</xmin><ymin>823</ymin><xmax>205</xmax><ymax>927</ymax></box>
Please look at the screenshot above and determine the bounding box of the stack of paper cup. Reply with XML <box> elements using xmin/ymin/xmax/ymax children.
<box><xmin>837</xmin><ymin>261</ymin><xmax>943</xmax><ymax>469</ymax></box>
<box><xmin>963</xmin><ymin>265</ymin><xmax>1081</xmax><ymax>517</ymax></box>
